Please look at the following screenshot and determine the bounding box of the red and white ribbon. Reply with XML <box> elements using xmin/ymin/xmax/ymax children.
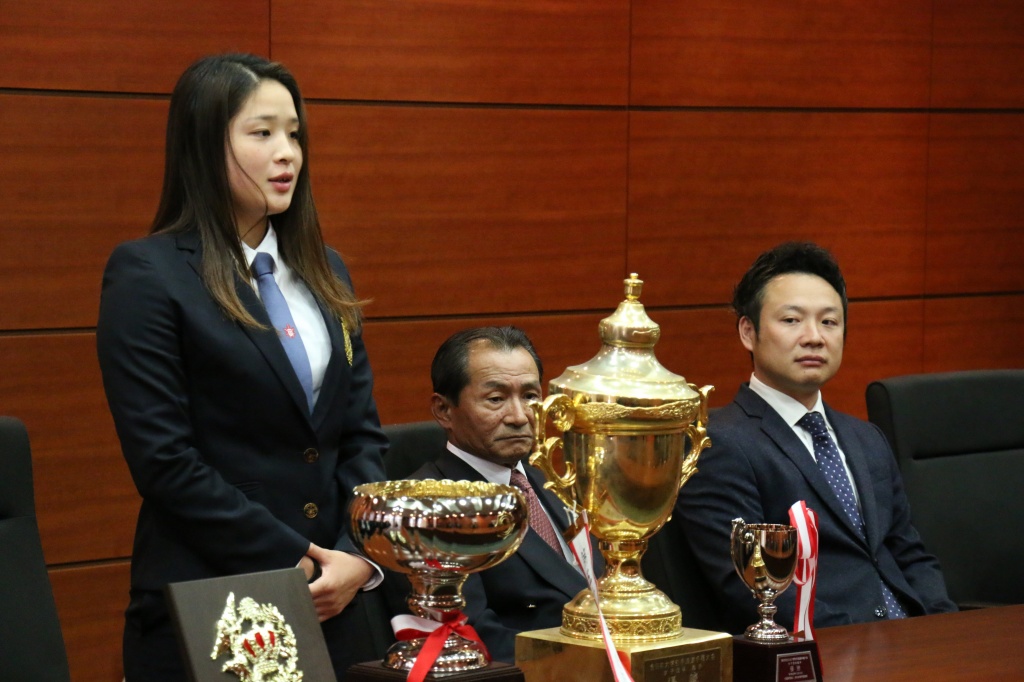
<box><xmin>391</xmin><ymin>612</ymin><xmax>490</xmax><ymax>682</ymax></box>
<box><xmin>788</xmin><ymin>500</ymin><xmax>819</xmax><ymax>640</ymax></box>
<box><xmin>567</xmin><ymin>512</ymin><xmax>634</xmax><ymax>682</ymax></box>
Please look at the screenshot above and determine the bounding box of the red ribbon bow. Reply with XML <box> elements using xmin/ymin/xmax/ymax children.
<box><xmin>394</xmin><ymin>613</ymin><xmax>490</xmax><ymax>682</ymax></box>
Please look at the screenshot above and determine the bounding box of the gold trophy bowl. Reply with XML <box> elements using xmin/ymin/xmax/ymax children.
<box><xmin>730</xmin><ymin>519</ymin><xmax>798</xmax><ymax>643</ymax></box>
<box><xmin>529</xmin><ymin>273</ymin><xmax>713</xmax><ymax>643</ymax></box>
<box><xmin>350</xmin><ymin>479</ymin><xmax>528</xmax><ymax>674</ymax></box>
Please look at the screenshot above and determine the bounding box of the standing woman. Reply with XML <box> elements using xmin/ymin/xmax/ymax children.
<box><xmin>97</xmin><ymin>53</ymin><xmax>388</xmax><ymax>680</ymax></box>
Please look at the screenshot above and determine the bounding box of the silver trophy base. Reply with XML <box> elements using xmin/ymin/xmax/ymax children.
<box><xmin>384</xmin><ymin>634</ymin><xmax>488</xmax><ymax>675</ymax></box>
<box><xmin>743</xmin><ymin>619</ymin><xmax>792</xmax><ymax>643</ymax></box>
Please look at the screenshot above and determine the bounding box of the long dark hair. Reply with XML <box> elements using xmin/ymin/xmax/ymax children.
<box><xmin>152</xmin><ymin>53</ymin><xmax>362</xmax><ymax>331</ymax></box>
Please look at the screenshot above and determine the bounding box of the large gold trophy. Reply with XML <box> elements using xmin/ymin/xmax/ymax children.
<box><xmin>515</xmin><ymin>274</ymin><xmax>732</xmax><ymax>682</ymax></box>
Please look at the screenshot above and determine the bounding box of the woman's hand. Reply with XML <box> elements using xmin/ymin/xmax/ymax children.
<box><xmin>305</xmin><ymin>542</ymin><xmax>374</xmax><ymax>622</ymax></box>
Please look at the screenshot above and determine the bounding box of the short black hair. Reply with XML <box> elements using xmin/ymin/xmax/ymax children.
<box><xmin>431</xmin><ymin>326</ymin><xmax>543</xmax><ymax>405</ymax></box>
<box><xmin>732</xmin><ymin>241</ymin><xmax>848</xmax><ymax>334</ymax></box>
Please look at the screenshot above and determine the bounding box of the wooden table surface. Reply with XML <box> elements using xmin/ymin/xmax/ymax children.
<box><xmin>814</xmin><ymin>604</ymin><xmax>1024</xmax><ymax>681</ymax></box>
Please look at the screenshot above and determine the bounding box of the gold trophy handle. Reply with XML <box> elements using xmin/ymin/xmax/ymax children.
<box><xmin>680</xmin><ymin>384</ymin><xmax>714</xmax><ymax>488</ymax></box>
<box><xmin>528</xmin><ymin>394</ymin><xmax>577</xmax><ymax>509</ymax></box>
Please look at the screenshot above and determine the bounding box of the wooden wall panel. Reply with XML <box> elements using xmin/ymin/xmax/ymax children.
<box><xmin>923</xmin><ymin>295</ymin><xmax>1024</xmax><ymax>372</ymax></box>
<box><xmin>365</xmin><ymin>305</ymin><xmax>745</xmax><ymax>425</ymax></box>
<box><xmin>932</xmin><ymin>0</ymin><xmax>1024</xmax><ymax>108</ymax></box>
<box><xmin>0</xmin><ymin>334</ymin><xmax>136</xmax><ymax>565</ymax></box>
<box><xmin>646</xmin><ymin>307</ymin><xmax>752</xmax><ymax>410</ymax></box>
<box><xmin>364</xmin><ymin>312</ymin><xmax>606</xmax><ymax>425</ymax></box>
<box><xmin>272</xmin><ymin>0</ymin><xmax>629</xmax><ymax>105</ymax></box>
<box><xmin>310</xmin><ymin>105</ymin><xmax>629</xmax><ymax>318</ymax></box>
<box><xmin>926</xmin><ymin>114</ymin><xmax>1024</xmax><ymax>295</ymax></box>
<box><xmin>1</xmin><ymin>4</ymin><xmax>1021</xmax><ymax>678</ymax></box>
<box><xmin>51</xmin><ymin>562</ymin><xmax>130</xmax><ymax>682</ymax></box>
<box><xmin>834</xmin><ymin>299</ymin><xmax>925</xmax><ymax>418</ymax></box>
<box><xmin>660</xmin><ymin>301</ymin><xmax>925</xmax><ymax>420</ymax></box>
<box><xmin>628</xmin><ymin>110</ymin><xmax>929</xmax><ymax>307</ymax></box>
<box><xmin>630</xmin><ymin>0</ymin><xmax>932</xmax><ymax>107</ymax></box>
<box><xmin>0</xmin><ymin>0</ymin><xmax>268</xmax><ymax>93</ymax></box>
<box><xmin>3</xmin><ymin>95</ymin><xmax>166</xmax><ymax>330</ymax></box>
<box><xmin>365</xmin><ymin>299</ymin><xmax>925</xmax><ymax>427</ymax></box>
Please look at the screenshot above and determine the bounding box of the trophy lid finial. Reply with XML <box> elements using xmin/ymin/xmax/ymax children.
<box><xmin>548</xmin><ymin>274</ymin><xmax>699</xmax><ymax>408</ymax></box>
<box><xmin>624</xmin><ymin>273</ymin><xmax>643</xmax><ymax>301</ymax></box>
<box><xmin>600</xmin><ymin>273</ymin><xmax>659</xmax><ymax>349</ymax></box>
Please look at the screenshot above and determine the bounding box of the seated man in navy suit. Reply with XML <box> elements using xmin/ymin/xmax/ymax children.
<box><xmin>404</xmin><ymin>326</ymin><xmax>594</xmax><ymax>663</ymax></box>
<box><xmin>670</xmin><ymin>242</ymin><xmax>955</xmax><ymax>635</ymax></box>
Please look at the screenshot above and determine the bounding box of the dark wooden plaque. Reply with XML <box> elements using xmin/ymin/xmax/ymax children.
<box><xmin>166</xmin><ymin>567</ymin><xmax>335</xmax><ymax>682</ymax></box>
<box><xmin>733</xmin><ymin>634</ymin><xmax>823</xmax><ymax>682</ymax></box>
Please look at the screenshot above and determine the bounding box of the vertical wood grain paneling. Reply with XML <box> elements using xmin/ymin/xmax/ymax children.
<box><xmin>0</xmin><ymin>334</ymin><xmax>136</xmax><ymax>565</ymax></box>
<box><xmin>926</xmin><ymin>114</ymin><xmax>1024</xmax><ymax>295</ymax></box>
<box><xmin>0</xmin><ymin>0</ymin><xmax>269</xmax><ymax>93</ymax></box>
<box><xmin>630</xmin><ymin>0</ymin><xmax>932</xmax><ymax>107</ymax></box>
<box><xmin>309</xmin><ymin>105</ymin><xmax>629</xmax><ymax>318</ymax></box>
<box><xmin>50</xmin><ymin>562</ymin><xmax>130</xmax><ymax>682</ymax></box>
<box><xmin>2</xmin><ymin>95</ymin><xmax>166</xmax><ymax>330</ymax></box>
<box><xmin>628</xmin><ymin>110</ymin><xmax>929</xmax><ymax>307</ymax></box>
<box><xmin>923</xmin><ymin>295</ymin><xmax>1024</xmax><ymax>372</ymax></box>
<box><xmin>365</xmin><ymin>305</ymin><xmax>746</xmax><ymax>426</ymax></box>
<box><xmin>657</xmin><ymin>301</ymin><xmax>926</xmax><ymax>421</ymax></box>
<box><xmin>272</xmin><ymin>0</ymin><xmax>629</xmax><ymax>104</ymax></box>
<box><xmin>836</xmin><ymin>299</ymin><xmax>925</xmax><ymax>419</ymax></box>
<box><xmin>932</xmin><ymin>0</ymin><xmax>1024</xmax><ymax>108</ymax></box>
<box><xmin>364</xmin><ymin>312</ymin><xmax>607</xmax><ymax>425</ymax></box>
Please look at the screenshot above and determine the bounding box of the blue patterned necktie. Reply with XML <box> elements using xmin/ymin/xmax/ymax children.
<box><xmin>252</xmin><ymin>253</ymin><xmax>314</xmax><ymax>413</ymax></box>
<box><xmin>797</xmin><ymin>411</ymin><xmax>906</xmax><ymax>619</ymax></box>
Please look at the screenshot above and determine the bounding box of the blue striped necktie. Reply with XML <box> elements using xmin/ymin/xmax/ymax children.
<box><xmin>797</xmin><ymin>411</ymin><xmax>906</xmax><ymax>619</ymax></box>
<box><xmin>252</xmin><ymin>252</ymin><xmax>314</xmax><ymax>412</ymax></box>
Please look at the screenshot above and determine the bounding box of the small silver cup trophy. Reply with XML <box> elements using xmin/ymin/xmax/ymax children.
<box><xmin>730</xmin><ymin>519</ymin><xmax>798</xmax><ymax>641</ymax></box>
<box><xmin>730</xmin><ymin>518</ymin><xmax>822</xmax><ymax>681</ymax></box>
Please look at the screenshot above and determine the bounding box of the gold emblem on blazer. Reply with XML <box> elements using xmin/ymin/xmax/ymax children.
<box><xmin>342</xmin><ymin>319</ymin><xmax>353</xmax><ymax>366</ymax></box>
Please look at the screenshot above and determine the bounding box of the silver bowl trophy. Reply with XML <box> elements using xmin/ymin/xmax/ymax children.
<box><xmin>346</xmin><ymin>479</ymin><xmax>530</xmax><ymax>682</ymax></box>
<box><xmin>730</xmin><ymin>519</ymin><xmax>823</xmax><ymax>682</ymax></box>
<box><xmin>514</xmin><ymin>275</ymin><xmax>733</xmax><ymax>682</ymax></box>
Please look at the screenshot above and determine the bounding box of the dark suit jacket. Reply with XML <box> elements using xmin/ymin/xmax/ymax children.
<box><xmin>400</xmin><ymin>450</ymin><xmax>595</xmax><ymax>663</ymax></box>
<box><xmin>97</xmin><ymin>230</ymin><xmax>388</xmax><ymax>678</ymax></box>
<box><xmin>671</xmin><ymin>384</ymin><xmax>955</xmax><ymax>635</ymax></box>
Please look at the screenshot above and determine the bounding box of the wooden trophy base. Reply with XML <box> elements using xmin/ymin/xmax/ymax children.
<box><xmin>346</xmin><ymin>661</ymin><xmax>525</xmax><ymax>682</ymax></box>
<box><xmin>732</xmin><ymin>634</ymin><xmax>823</xmax><ymax>682</ymax></box>
<box><xmin>515</xmin><ymin>627</ymin><xmax>733</xmax><ymax>682</ymax></box>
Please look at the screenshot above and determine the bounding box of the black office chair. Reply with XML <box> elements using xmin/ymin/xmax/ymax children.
<box><xmin>382</xmin><ymin>420</ymin><xmax>448</xmax><ymax>479</ymax></box>
<box><xmin>0</xmin><ymin>416</ymin><xmax>72</xmax><ymax>680</ymax></box>
<box><xmin>865</xmin><ymin>369</ymin><xmax>1024</xmax><ymax>608</ymax></box>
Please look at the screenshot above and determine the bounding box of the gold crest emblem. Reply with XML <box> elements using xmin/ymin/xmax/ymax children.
<box><xmin>212</xmin><ymin>592</ymin><xmax>303</xmax><ymax>681</ymax></box>
<box><xmin>342</xmin><ymin>319</ymin><xmax>353</xmax><ymax>366</ymax></box>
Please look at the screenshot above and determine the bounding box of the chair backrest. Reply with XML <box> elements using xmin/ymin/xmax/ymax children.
<box><xmin>382</xmin><ymin>420</ymin><xmax>448</xmax><ymax>479</ymax></box>
<box><xmin>865</xmin><ymin>370</ymin><xmax>1024</xmax><ymax>607</ymax></box>
<box><xmin>643</xmin><ymin>523</ymin><xmax>726</xmax><ymax>632</ymax></box>
<box><xmin>0</xmin><ymin>416</ymin><xmax>72</xmax><ymax>680</ymax></box>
